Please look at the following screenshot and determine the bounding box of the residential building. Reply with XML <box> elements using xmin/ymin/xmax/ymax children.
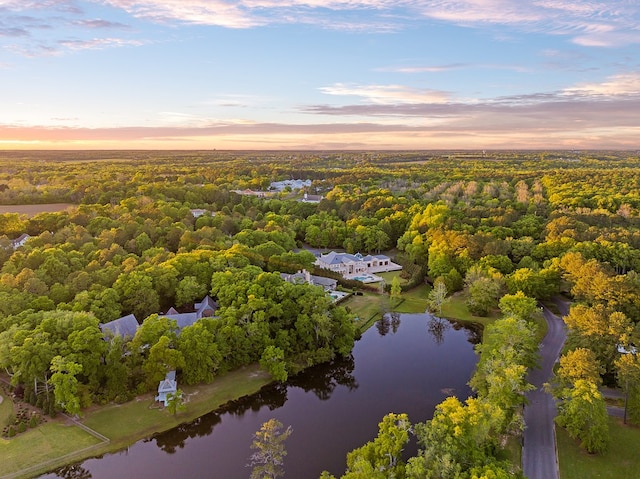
<box><xmin>99</xmin><ymin>314</ymin><xmax>140</xmax><ymax>339</ymax></box>
<box><xmin>11</xmin><ymin>233</ymin><xmax>30</xmax><ymax>250</ymax></box>
<box><xmin>280</xmin><ymin>269</ymin><xmax>338</xmax><ymax>292</ymax></box>
<box><xmin>315</xmin><ymin>251</ymin><xmax>402</xmax><ymax>279</ymax></box>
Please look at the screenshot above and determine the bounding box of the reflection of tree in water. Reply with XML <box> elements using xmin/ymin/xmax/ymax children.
<box><xmin>427</xmin><ymin>315</ymin><xmax>450</xmax><ymax>345</ymax></box>
<box><xmin>152</xmin><ymin>412</ymin><xmax>223</xmax><ymax>454</ymax></box>
<box><xmin>376</xmin><ymin>312</ymin><xmax>401</xmax><ymax>336</ymax></box>
<box><xmin>390</xmin><ymin>312</ymin><xmax>401</xmax><ymax>333</ymax></box>
<box><xmin>376</xmin><ymin>315</ymin><xmax>390</xmax><ymax>336</ymax></box>
<box><xmin>152</xmin><ymin>383</ymin><xmax>288</xmax><ymax>454</ymax></box>
<box><xmin>151</xmin><ymin>355</ymin><xmax>358</xmax><ymax>455</ymax></box>
<box><xmin>426</xmin><ymin>315</ymin><xmax>483</xmax><ymax>346</ymax></box>
<box><xmin>52</xmin><ymin>464</ymin><xmax>92</xmax><ymax>479</ymax></box>
<box><xmin>449</xmin><ymin>320</ymin><xmax>483</xmax><ymax>345</ymax></box>
<box><xmin>288</xmin><ymin>354</ymin><xmax>358</xmax><ymax>401</ymax></box>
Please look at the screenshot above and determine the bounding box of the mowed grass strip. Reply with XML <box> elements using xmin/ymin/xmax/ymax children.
<box><xmin>83</xmin><ymin>365</ymin><xmax>271</xmax><ymax>447</ymax></box>
<box><xmin>0</xmin><ymin>366</ymin><xmax>271</xmax><ymax>478</ymax></box>
<box><xmin>0</xmin><ymin>422</ymin><xmax>101</xmax><ymax>476</ymax></box>
<box><xmin>0</xmin><ymin>394</ymin><xmax>13</xmax><ymax>426</ymax></box>
<box><xmin>557</xmin><ymin>418</ymin><xmax>640</xmax><ymax>479</ymax></box>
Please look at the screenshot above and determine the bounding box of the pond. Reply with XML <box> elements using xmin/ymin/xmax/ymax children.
<box><xmin>42</xmin><ymin>313</ymin><xmax>480</xmax><ymax>479</ymax></box>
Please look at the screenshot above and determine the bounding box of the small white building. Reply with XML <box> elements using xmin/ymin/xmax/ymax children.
<box><xmin>155</xmin><ymin>370</ymin><xmax>177</xmax><ymax>406</ymax></box>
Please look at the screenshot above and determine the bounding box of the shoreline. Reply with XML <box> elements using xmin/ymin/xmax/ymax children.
<box><xmin>2</xmin><ymin>294</ymin><xmax>484</xmax><ymax>479</ymax></box>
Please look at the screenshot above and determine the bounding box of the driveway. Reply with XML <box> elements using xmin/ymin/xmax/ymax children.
<box><xmin>522</xmin><ymin>298</ymin><xmax>568</xmax><ymax>479</ymax></box>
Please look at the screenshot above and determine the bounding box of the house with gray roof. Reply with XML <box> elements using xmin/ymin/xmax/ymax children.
<box><xmin>159</xmin><ymin>295</ymin><xmax>219</xmax><ymax>332</ymax></box>
<box><xmin>155</xmin><ymin>370</ymin><xmax>178</xmax><ymax>406</ymax></box>
<box><xmin>315</xmin><ymin>251</ymin><xmax>402</xmax><ymax>280</ymax></box>
<box><xmin>11</xmin><ymin>233</ymin><xmax>30</xmax><ymax>250</ymax></box>
<box><xmin>280</xmin><ymin>269</ymin><xmax>337</xmax><ymax>292</ymax></box>
<box><xmin>301</xmin><ymin>193</ymin><xmax>323</xmax><ymax>203</ymax></box>
<box><xmin>99</xmin><ymin>314</ymin><xmax>140</xmax><ymax>339</ymax></box>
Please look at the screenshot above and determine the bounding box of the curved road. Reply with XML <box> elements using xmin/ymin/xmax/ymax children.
<box><xmin>522</xmin><ymin>298</ymin><xmax>568</xmax><ymax>479</ymax></box>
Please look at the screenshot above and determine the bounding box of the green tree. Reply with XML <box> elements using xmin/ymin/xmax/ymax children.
<box><xmin>248</xmin><ymin>418</ymin><xmax>293</xmax><ymax>479</ymax></box>
<box><xmin>166</xmin><ymin>389</ymin><xmax>186</xmax><ymax>416</ymax></box>
<box><xmin>467</xmin><ymin>276</ymin><xmax>502</xmax><ymax>317</ymax></box>
<box><xmin>556</xmin><ymin>379</ymin><xmax>609</xmax><ymax>454</ymax></box>
<box><xmin>427</xmin><ymin>278</ymin><xmax>449</xmax><ymax>316</ymax></box>
<box><xmin>390</xmin><ymin>276</ymin><xmax>402</xmax><ymax>306</ymax></box>
<box><xmin>498</xmin><ymin>291</ymin><xmax>539</xmax><ymax>321</ymax></box>
<box><xmin>175</xmin><ymin>275</ymin><xmax>207</xmax><ymax>308</ymax></box>
<box><xmin>177</xmin><ymin>321</ymin><xmax>222</xmax><ymax>385</ymax></box>
<box><xmin>113</xmin><ymin>270</ymin><xmax>160</xmax><ymax>320</ymax></box>
<box><xmin>614</xmin><ymin>352</ymin><xmax>640</xmax><ymax>425</ymax></box>
<box><xmin>343</xmin><ymin>413</ymin><xmax>410</xmax><ymax>479</ymax></box>
<box><xmin>260</xmin><ymin>346</ymin><xmax>288</xmax><ymax>382</ymax></box>
<box><xmin>49</xmin><ymin>355</ymin><xmax>83</xmax><ymax>416</ymax></box>
<box><xmin>407</xmin><ymin>397</ymin><xmax>504</xmax><ymax>479</ymax></box>
<box><xmin>143</xmin><ymin>335</ymin><xmax>185</xmax><ymax>392</ymax></box>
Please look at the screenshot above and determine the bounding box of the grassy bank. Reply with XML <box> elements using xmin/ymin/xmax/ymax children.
<box><xmin>1</xmin><ymin>285</ymin><xmax>499</xmax><ymax>478</ymax></box>
<box><xmin>557</xmin><ymin>417</ymin><xmax>640</xmax><ymax>479</ymax></box>
<box><xmin>0</xmin><ymin>365</ymin><xmax>271</xmax><ymax>478</ymax></box>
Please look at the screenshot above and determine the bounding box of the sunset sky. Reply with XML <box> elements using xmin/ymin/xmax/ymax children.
<box><xmin>1</xmin><ymin>1</ymin><xmax>639</xmax><ymax>150</ymax></box>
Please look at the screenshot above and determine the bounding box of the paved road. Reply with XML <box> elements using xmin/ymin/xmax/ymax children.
<box><xmin>522</xmin><ymin>298</ymin><xmax>568</xmax><ymax>479</ymax></box>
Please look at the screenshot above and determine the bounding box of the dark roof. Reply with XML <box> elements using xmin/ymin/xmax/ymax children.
<box><xmin>195</xmin><ymin>295</ymin><xmax>218</xmax><ymax>318</ymax></box>
<box><xmin>164</xmin><ymin>312</ymin><xmax>199</xmax><ymax>331</ymax></box>
<box><xmin>100</xmin><ymin>314</ymin><xmax>139</xmax><ymax>339</ymax></box>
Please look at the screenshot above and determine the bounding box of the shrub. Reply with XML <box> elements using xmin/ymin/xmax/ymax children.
<box><xmin>29</xmin><ymin>414</ymin><xmax>39</xmax><ymax>428</ymax></box>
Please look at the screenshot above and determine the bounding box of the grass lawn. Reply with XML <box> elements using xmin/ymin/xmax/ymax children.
<box><xmin>377</xmin><ymin>270</ymin><xmax>408</xmax><ymax>285</ymax></box>
<box><xmin>0</xmin><ymin>422</ymin><xmax>101</xmax><ymax>476</ymax></box>
<box><xmin>500</xmin><ymin>434</ymin><xmax>523</xmax><ymax>472</ymax></box>
<box><xmin>83</xmin><ymin>365</ymin><xmax>270</xmax><ymax>447</ymax></box>
<box><xmin>343</xmin><ymin>292</ymin><xmax>386</xmax><ymax>332</ymax></box>
<box><xmin>0</xmin><ymin>393</ymin><xmax>13</xmax><ymax>427</ymax></box>
<box><xmin>395</xmin><ymin>283</ymin><xmax>430</xmax><ymax>313</ymax></box>
<box><xmin>557</xmin><ymin>418</ymin><xmax>640</xmax><ymax>479</ymax></box>
<box><xmin>1</xmin><ymin>366</ymin><xmax>272</xmax><ymax>478</ymax></box>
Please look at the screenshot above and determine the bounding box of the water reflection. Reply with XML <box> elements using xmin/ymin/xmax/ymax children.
<box><xmin>427</xmin><ymin>315</ymin><xmax>450</xmax><ymax>345</ymax></box>
<box><xmin>376</xmin><ymin>312</ymin><xmax>401</xmax><ymax>336</ymax></box>
<box><xmin>42</xmin><ymin>313</ymin><xmax>479</xmax><ymax>479</ymax></box>
<box><xmin>149</xmin><ymin>355</ymin><xmax>356</xmax><ymax>455</ymax></box>
<box><xmin>151</xmin><ymin>382</ymin><xmax>289</xmax><ymax>455</ymax></box>
<box><xmin>288</xmin><ymin>354</ymin><xmax>358</xmax><ymax>400</ymax></box>
<box><xmin>52</xmin><ymin>465</ymin><xmax>92</xmax><ymax>479</ymax></box>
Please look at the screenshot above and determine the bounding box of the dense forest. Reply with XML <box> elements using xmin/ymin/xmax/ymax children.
<box><xmin>0</xmin><ymin>150</ymin><xmax>639</xmax><ymax>477</ymax></box>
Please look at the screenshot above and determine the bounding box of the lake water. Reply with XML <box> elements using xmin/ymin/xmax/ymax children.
<box><xmin>42</xmin><ymin>313</ymin><xmax>480</xmax><ymax>479</ymax></box>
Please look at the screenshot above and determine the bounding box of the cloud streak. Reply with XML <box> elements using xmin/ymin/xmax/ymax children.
<box><xmin>319</xmin><ymin>83</ymin><xmax>451</xmax><ymax>104</ymax></box>
<box><xmin>4</xmin><ymin>0</ymin><xmax>640</xmax><ymax>59</ymax></box>
<box><xmin>95</xmin><ymin>0</ymin><xmax>640</xmax><ymax>46</ymax></box>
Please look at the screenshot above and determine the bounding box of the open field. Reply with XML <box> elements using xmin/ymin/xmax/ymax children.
<box><xmin>0</xmin><ymin>422</ymin><xmax>101</xmax><ymax>477</ymax></box>
<box><xmin>557</xmin><ymin>418</ymin><xmax>640</xmax><ymax>479</ymax></box>
<box><xmin>0</xmin><ymin>204</ymin><xmax>75</xmax><ymax>217</ymax></box>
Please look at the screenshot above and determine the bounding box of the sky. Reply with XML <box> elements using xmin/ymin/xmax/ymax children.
<box><xmin>1</xmin><ymin>1</ymin><xmax>639</xmax><ymax>150</ymax></box>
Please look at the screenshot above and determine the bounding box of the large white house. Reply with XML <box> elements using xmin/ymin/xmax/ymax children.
<box><xmin>315</xmin><ymin>251</ymin><xmax>401</xmax><ymax>281</ymax></box>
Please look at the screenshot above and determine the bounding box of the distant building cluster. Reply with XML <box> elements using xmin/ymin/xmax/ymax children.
<box><xmin>269</xmin><ymin>179</ymin><xmax>312</xmax><ymax>191</ymax></box>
